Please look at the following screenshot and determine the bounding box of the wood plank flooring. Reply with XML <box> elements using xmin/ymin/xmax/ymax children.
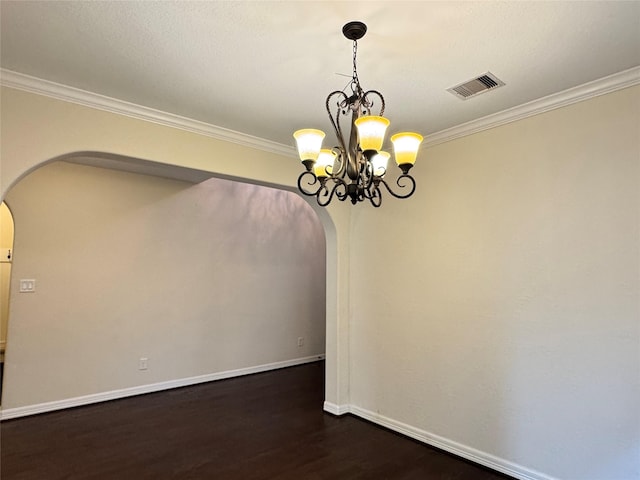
<box><xmin>1</xmin><ymin>361</ymin><xmax>513</xmax><ymax>479</ymax></box>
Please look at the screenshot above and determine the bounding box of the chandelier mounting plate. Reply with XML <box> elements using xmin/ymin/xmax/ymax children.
<box><xmin>342</xmin><ymin>21</ymin><xmax>367</xmax><ymax>41</ymax></box>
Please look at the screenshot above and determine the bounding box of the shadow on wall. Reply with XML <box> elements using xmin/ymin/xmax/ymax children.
<box><xmin>190</xmin><ymin>177</ymin><xmax>325</xmax><ymax>265</ymax></box>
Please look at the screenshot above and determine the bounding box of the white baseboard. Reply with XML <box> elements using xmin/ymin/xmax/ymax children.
<box><xmin>332</xmin><ymin>404</ymin><xmax>557</xmax><ymax>480</ymax></box>
<box><xmin>0</xmin><ymin>354</ymin><xmax>325</xmax><ymax>421</ymax></box>
<box><xmin>323</xmin><ymin>401</ymin><xmax>350</xmax><ymax>416</ymax></box>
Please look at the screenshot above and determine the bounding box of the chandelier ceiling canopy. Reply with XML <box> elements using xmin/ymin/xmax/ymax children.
<box><xmin>293</xmin><ymin>21</ymin><xmax>423</xmax><ymax>208</ymax></box>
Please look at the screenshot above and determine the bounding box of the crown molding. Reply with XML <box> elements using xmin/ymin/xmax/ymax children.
<box><xmin>2</xmin><ymin>66</ymin><xmax>639</xmax><ymax>153</ymax></box>
<box><xmin>0</xmin><ymin>69</ymin><xmax>297</xmax><ymax>159</ymax></box>
<box><xmin>425</xmin><ymin>66</ymin><xmax>640</xmax><ymax>147</ymax></box>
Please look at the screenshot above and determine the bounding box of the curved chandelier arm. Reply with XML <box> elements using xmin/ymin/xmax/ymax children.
<box><xmin>317</xmin><ymin>177</ymin><xmax>348</xmax><ymax>207</ymax></box>
<box><xmin>326</xmin><ymin>90</ymin><xmax>349</xmax><ymax>155</ymax></box>
<box><xmin>363</xmin><ymin>184</ymin><xmax>383</xmax><ymax>208</ymax></box>
<box><xmin>378</xmin><ymin>174</ymin><xmax>417</xmax><ymax>199</ymax></box>
<box><xmin>331</xmin><ymin>148</ymin><xmax>347</xmax><ymax>179</ymax></box>
<box><xmin>297</xmin><ymin>171</ymin><xmax>324</xmax><ymax>197</ymax></box>
<box><xmin>361</xmin><ymin>157</ymin><xmax>376</xmax><ymax>191</ymax></box>
<box><xmin>362</xmin><ymin>89</ymin><xmax>386</xmax><ymax>116</ymax></box>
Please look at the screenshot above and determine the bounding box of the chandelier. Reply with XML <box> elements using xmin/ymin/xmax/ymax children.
<box><xmin>293</xmin><ymin>21</ymin><xmax>423</xmax><ymax>207</ymax></box>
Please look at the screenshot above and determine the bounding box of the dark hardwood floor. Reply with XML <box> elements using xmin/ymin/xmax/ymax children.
<box><xmin>1</xmin><ymin>362</ymin><xmax>513</xmax><ymax>479</ymax></box>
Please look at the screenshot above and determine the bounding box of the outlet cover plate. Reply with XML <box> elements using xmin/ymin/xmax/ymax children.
<box><xmin>19</xmin><ymin>279</ymin><xmax>36</xmax><ymax>292</ymax></box>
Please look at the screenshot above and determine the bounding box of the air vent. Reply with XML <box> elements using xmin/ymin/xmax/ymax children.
<box><xmin>447</xmin><ymin>72</ymin><xmax>505</xmax><ymax>100</ymax></box>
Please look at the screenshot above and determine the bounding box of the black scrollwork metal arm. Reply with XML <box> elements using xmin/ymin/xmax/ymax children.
<box><xmin>298</xmin><ymin>171</ymin><xmax>351</xmax><ymax>207</ymax></box>
<box><xmin>378</xmin><ymin>174</ymin><xmax>417</xmax><ymax>199</ymax></box>
<box><xmin>361</xmin><ymin>157</ymin><xmax>375</xmax><ymax>191</ymax></box>
<box><xmin>297</xmin><ymin>171</ymin><xmax>323</xmax><ymax>197</ymax></box>
<box><xmin>363</xmin><ymin>183</ymin><xmax>383</xmax><ymax>208</ymax></box>
<box><xmin>317</xmin><ymin>177</ymin><xmax>348</xmax><ymax>207</ymax></box>
<box><xmin>332</xmin><ymin>148</ymin><xmax>347</xmax><ymax>180</ymax></box>
<box><xmin>326</xmin><ymin>91</ymin><xmax>349</xmax><ymax>163</ymax></box>
<box><xmin>333</xmin><ymin>179</ymin><xmax>349</xmax><ymax>202</ymax></box>
<box><xmin>361</xmin><ymin>90</ymin><xmax>385</xmax><ymax>116</ymax></box>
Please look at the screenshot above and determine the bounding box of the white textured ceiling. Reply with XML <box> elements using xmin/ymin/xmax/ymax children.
<box><xmin>1</xmin><ymin>1</ymin><xmax>639</xmax><ymax>149</ymax></box>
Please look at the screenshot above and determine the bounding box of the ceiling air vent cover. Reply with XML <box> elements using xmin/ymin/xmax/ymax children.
<box><xmin>447</xmin><ymin>72</ymin><xmax>505</xmax><ymax>100</ymax></box>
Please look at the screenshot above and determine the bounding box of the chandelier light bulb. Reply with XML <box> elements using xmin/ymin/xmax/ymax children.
<box><xmin>314</xmin><ymin>149</ymin><xmax>337</xmax><ymax>178</ymax></box>
<box><xmin>371</xmin><ymin>151</ymin><xmax>390</xmax><ymax>177</ymax></box>
<box><xmin>391</xmin><ymin>132</ymin><xmax>424</xmax><ymax>167</ymax></box>
<box><xmin>354</xmin><ymin>116</ymin><xmax>390</xmax><ymax>152</ymax></box>
<box><xmin>293</xmin><ymin>129</ymin><xmax>325</xmax><ymax>162</ymax></box>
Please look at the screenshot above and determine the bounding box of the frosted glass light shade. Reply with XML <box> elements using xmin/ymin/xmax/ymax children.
<box><xmin>354</xmin><ymin>116</ymin><xmax>390</xmax><ymax>151</ymax></box>
<box><xmin>293</xmin><ymin>129</ymin><xmax>325</xmax><ymax>162</ymax></box>
<box><xmin>371</xmin><ymin>151</ymin><xmax>390</xmax><ymax>177</ymax></box>
<box><xmin>314</xmin><ymin>149</ymin><xmax>337</xmax><ymax>178</ymax></box>
<box><xmin>391</xmin><ymin>132</ymin><xmax>423</xmax><ymax>166</ymax></box>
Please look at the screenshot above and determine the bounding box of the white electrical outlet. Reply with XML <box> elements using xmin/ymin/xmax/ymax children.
<box><xmin>297</xmin><ymin>337</ymin><xmax>304</xmax><ymax>347</ymax></box>
<box><xmin>139</xmin><ymin>357</ymin><xmax>148</xmax><ymax>370</ymax></box>
<box><xmin>19</xmin><ymin>279</ymin><xmax>36</xmax><ymax>293</ymax></box>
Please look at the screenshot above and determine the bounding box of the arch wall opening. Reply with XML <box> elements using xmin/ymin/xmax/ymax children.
<box><xmin>1</xmin><ymin>155</ymin><xmax>333</xmax><ymax>414</ymax></box>
<box><xmin>0</xmin><ymin>87</ymin><xmax>350</xmax><ymax>416</ymax></box>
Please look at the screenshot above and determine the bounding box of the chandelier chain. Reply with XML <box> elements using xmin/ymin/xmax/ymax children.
<box><xmin>351</xmin><ymin>40</ymin><xmax>361</xmax><ymax>96</ymax></box>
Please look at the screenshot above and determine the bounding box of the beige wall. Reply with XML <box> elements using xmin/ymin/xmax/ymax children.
<box><xmin>0</xmin><ymin>202</ymin><xmax>14</xmax><ymax>355</ymax></box>
<box><xmin>348</xmin><ymin>85</ymin><xmax>639</xmax><ymax>480</ymax></box>
<box><xmin>3</xmin><ymin>161</ymin><xmax>326</xmax><ymax>408</ymax></box>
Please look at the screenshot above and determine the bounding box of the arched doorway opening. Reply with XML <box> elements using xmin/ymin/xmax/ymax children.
<box><xmin>0</xmin><ymin>201</ymin><xmax>15</xmax><ymax>403</ymax></box>
<box><xmin>0</xmin><ymin>154</ymin><xmax>333</xmax><ymax>416</ymax></box>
